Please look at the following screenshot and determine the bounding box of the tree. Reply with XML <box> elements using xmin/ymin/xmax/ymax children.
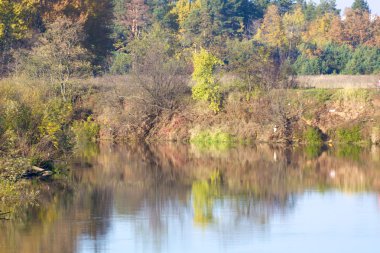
<box><xmin>123</xmin><ymin>0</ymin><xmax>150</xmax><ymax>38</ymax></box>
<box><xmin>319</xmin><ymin>43</ymin><xmax>352</xmax><ymax>74</ymax></box>
<box><xmin>129</xmin><ymin>25</ymin><xmax>189</xmax><ymax>111</ymax></box>
<box><xmin>171</xmin><ymin>0</ymin><xmax>201</xmax><ymax>35</ymax></box>
<box><xmin>82</xmin><ymin>0</ymin><xmax>114</xmax><ymax>67</ymax></box>
<box><xmin>327</xmin><ymin>14</ymin><xmax>344</xmax><ymax>45</ymax></box>
<box><xmin>293</xmin><ymin>54</ymin><xmax>321</xmax><ymax>75</ymax></box>
<box><xmin>173</xmin><ymin>0</ymin><xmax>259</xmax><ymax>48</ymax></box>
<box><xmin>273</xmin><ymin>0</ymin><xmax>295</xmax><ymax>14</ymax></box>
<box><xmin>343</xmin><ymin>46</ymin><xmax>380</xmax><ymax>74</ymax></box>
<box><xmin>38</xmin><ymin>0</ymin><xmax>113</xmax><ymax>67</ymax></box>
<box><xmin>192</xmin><ymin>48</ymin><xmax>223</xmax><ymax>113</ymax></box>
<box><xmin>302</xmin><ymin>13</ymin><xmax>335</xmax><ymax>49</ymax></box>
<box><xmin>0</xmin><ymin>0</ymin><xmax>37</xmax><ymax>74</ymax></box>
<box><xmin>254</xmin><ymin>5</ymin><xmax>287</xmax><ymax>49</ymax></box>
<box><xmin>351</xmin><ymin>0</ymin><xmax>370</xmax><ymax>13</ymax></box>
<box><xmin>316</xmin><ymin>0</ymin><xmax>339</xmax><ymax>16</ymax></box>
<box><xmin>370</xmin><ymin>17</ymin><xmax>380</xmax><ymax>47</ymax></box>
<box><xmin>342</xmin><ymin>8</ymin><xmax>372</xmax><ymax>47</ymax></box>
<box><xmin>283</xmin><ymin>5</ymin><xmax>305</xmax><ymax>52</ymax></box>
<box><xmin>226</xmin><ymin>39</ymin><xmax>283</xmax><ymax>92</ymax></box>
<box><xmin>20</xmin><ymin>17</ymin><xmax>92</xmax><ymax>101</ymax></box>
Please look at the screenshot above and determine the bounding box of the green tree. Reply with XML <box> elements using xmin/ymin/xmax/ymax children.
<box><xmin>343</xmin><ymin>46</ymin><xmax>380</xmax><ymax>74</ymax></box>
<box><xmin>316</xmin><ymin>0</ymin><xmax>339</xmax><ymax>16</ymax></box>
<box><xmin>351</xmin><ymin>0</ymin><xmax>370</xmax><ymax>13</ymax></box>
<box><xmin>192</xmin><ymin>48</ymin><xmax>223</xmax><ymax>113</ymax></box>
<box><xmin>273</xmin><ymin>0</ymin><xmax>295</xmax><ymax>14</ymax></box>
<box><xmin>320</xmin><ymin>43</ymin><xmax>352</xmax><ymax>74</ymax></box>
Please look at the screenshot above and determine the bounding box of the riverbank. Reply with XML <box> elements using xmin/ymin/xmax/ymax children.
<box><xmin>80</xmin><ymin>76</ymin><xmax>380</xmax><ymax>146</ymax></box>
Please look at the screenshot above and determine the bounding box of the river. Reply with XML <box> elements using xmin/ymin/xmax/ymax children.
<box><xmin>1</xmin><ymin>143</ymin><xmax>380</xmax><ymax>253</ymax></box>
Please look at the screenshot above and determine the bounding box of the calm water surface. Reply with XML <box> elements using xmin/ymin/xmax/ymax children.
<box><xmin>1</xmin><ymin>143</ymin><xmax>380</xmax><ymax>253</ymax></box>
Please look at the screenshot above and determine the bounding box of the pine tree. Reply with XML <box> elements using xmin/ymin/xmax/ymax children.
<box><xmin>351</xmin><ymin>0</ymin><xmax>370</xmax><ymax>13</ymax></box>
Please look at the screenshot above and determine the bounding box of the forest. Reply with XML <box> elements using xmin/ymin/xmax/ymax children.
<box><xmin>0</xmin><ymin>0</ymin><xmax>379</xmax><ymax>77</ymax></box>
<box><xmin>1</xmin><ymin>0</ymin><xmax>380</xmax><ymax>207</ymax></box>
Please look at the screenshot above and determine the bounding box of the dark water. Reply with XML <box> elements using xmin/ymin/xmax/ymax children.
<box><xmin>1</xmin><ymin>143</ymin><xmax>380</xmax><ymax>253</ymax></box>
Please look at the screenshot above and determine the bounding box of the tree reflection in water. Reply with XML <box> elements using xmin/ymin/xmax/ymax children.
<box><xmin>0</xmin><ymin>143</ymin><xmax>380</xmax><ymax>253</ymax></box>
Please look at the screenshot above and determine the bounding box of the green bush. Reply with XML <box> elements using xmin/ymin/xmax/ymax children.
<box><xmin>110</xmin><ymin>51</ymin><xmax>131</xmax><ymax>74</ymax></box>
<box><xmin>39</xmin><ymin>99</ymin><xmax>73</xmax><ymax>149</ymax></box>
<box><xmin>335</xmin><ymin>125</ymin><xmax>362</xmax><ymax>144</ymax></box>
<box><xmin>72</xmin><ymin>117</ymin><xmax>100</xmax><ymax>143</ymax></box>
<box><xmin>303</xmin><ymin>126</ymin><xmax>323</xmax><ymax>144</ymax></box>
<box><xmin>304</xmin><ymin>144</ymin><xmax>323</xmax><ymax>159</ymax></box>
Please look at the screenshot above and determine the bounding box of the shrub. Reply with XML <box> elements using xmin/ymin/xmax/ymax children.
<box><xmin>39</xmin><ymin>99</ymin><xmax>73</xmax><ymax>149</ymax></box>
<box><xmin>335</xmin><ymin>125</ymin><xmax>362</xmax><ymax>144</ymax></box>
<box><xmin>72</xmin><ymin>117</ymin><xmax>100</xmax><ymax>143</ymax></box>
<box><xmin>192</xmin><ymin>49</ymin><xmax>223</xmax><ymax>113</ymax></box>
<box><xmin>303</xmin><ymin>126</ymin><xmax>323</xmax><ymax>144</ymax></box>
<box><xmin>129</xmin><ymin>25</ymin><xmax>189</xmax><ymax>111</ymax></box>
<box><xmin>110</xmin><ymin>51</ymin><xmax>131</xmax><ymax>75</ymax></box>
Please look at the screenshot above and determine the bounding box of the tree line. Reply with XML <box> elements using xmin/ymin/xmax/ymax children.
<box><xmin>0</xmin><ymin>0</ymin><xmax>379</xmax><ymax>78</ymax></box>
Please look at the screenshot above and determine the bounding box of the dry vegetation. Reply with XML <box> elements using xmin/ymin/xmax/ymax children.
<box><xmin>297</xmin><ymin>75</ymin><xmax>380</xmax><ymax>88</ymax></box>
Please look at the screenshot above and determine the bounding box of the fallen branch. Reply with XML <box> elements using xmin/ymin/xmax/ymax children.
<box><xmin>31</xmin><ymin>166</ymin><xmax>45</xmax><ymax>172</ymax></box>
<box><xmin>22</xmin><ymin>166</ymin><xmax>54</xmax><ymax>179</ymax></box>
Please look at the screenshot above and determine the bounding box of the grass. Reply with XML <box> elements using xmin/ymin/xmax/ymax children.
<box><xmin>297</xmin><ymin>75</ymin><xmax>379</xmax><ymax>89</ymax></box>
<box><xmin>301</xmin><ymin>89</ymin><xmax>333</xmax><ymax>103</ymax></box>
<box><xmin>332</xmin><ymin>88</ymin><xmax>372</xmax><ymax>103</ymax></box>
<box><xmin>190</xmin><ymin>129</ymin><xmax>237</xmax><ymax>150</ymax></box>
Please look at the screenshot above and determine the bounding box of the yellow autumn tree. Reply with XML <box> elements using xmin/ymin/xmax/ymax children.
<box><xmin>171</xmin><ymin>0</ymin><xmax>201</xmax><ymax>34</ymax></box>
<box><xmin>282</xmin><ymin>5</ymin><xmax>305</xmax><ymax>50</ymax></box>
<box><xmin>0</xmin><ymin>0</ymin><xmax>37</xmax><ymax>42</ymax></box>
<box><xmin>302</xmin><ymin>13</ymin><xmax>335</xmax><ymax>49</ymax></box>
<box><xmin>254</xmin><ymin>5</ymin><xmax>287</xmax><ymax>49</ymax></box>
<box><xmin>192</xmin><ymin>48</ymin><xmax>223</xmax><ymax>113</ymax></box>
<box><xmin>40</xmin><ymin>0</ymin><xmax>86</xmax><ymax>22</ymax></box>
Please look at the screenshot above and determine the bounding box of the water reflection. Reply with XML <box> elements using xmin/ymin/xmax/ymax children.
<box><xmin>1</xmin><ymin>143</ymin><xmax>380</xmax><ymax>253</ymax></box>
